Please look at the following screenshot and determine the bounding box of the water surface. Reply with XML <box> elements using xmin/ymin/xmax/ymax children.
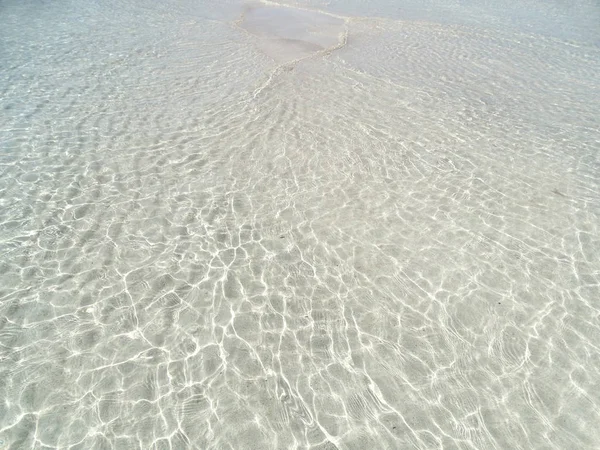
<box><xmin>1</xmin><ymin>0</ymin><xmax>599</xmax><ymax>449</ymax></box>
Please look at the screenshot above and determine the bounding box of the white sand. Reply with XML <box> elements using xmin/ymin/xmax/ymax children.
<box><xmin>0</xmin><ymin>0</ymin><xmax>599</xmax><ymax>448</ymax></box>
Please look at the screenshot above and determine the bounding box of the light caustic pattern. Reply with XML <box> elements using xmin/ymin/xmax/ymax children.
<box><xmin>1</xmin><ymin>0</ymin><xmax>600</xmax><ymax>449</ymax></box>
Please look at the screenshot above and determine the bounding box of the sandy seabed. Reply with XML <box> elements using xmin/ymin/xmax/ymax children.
<box><xmin>1</xmin><ymin>0</ymin><xmax>599</xmax><ymax>448</ymax></box>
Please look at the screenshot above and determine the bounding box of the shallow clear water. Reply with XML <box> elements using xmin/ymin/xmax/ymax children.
<box><xmin>1</xmin><ymin>0</ymin><xmax>599</xmax><ymax>449</ymax></box>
